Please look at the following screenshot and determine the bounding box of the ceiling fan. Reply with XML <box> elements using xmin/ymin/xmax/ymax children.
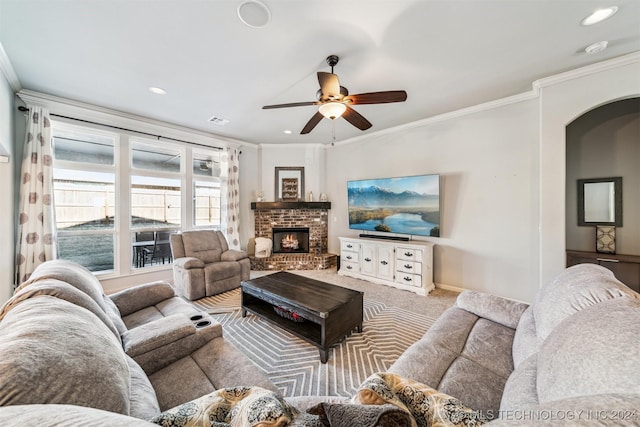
<box><xmin>262</xmin><ymin>55</ymin><xmax>407</xmax><ymax>134</ymax></box>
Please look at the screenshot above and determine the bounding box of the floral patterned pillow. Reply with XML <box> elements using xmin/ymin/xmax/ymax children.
<box><xmin>150</xmin><ymin>386</ymin><xmax>321</xmax><ymax>427</ymax></box>
<box><xmin>353</xmin><ymin>373</ymin><xmax>487</xmax><ymax>427</ymax></box>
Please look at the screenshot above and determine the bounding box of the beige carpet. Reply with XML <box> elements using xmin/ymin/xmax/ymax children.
<box><xmin>192</xmin><ymin>269</ymin><xmax>458</xmax><ymax>397</ymax></box>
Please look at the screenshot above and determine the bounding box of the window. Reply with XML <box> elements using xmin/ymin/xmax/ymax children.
<box><xmin>50</xmin><ymin>120</ymin><xmax>225</xmax><ymax>276</ymax></box>
<box><xmin>52</xmin><ymin>124</ymin><xmax>117</xmax><ymax>273</ymax></box>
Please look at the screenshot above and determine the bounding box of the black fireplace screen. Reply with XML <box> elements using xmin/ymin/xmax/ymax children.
<box><xmin>272</xmin><ymin>228</ymin><xmax>310</xmax><ymax>253</ymax></box>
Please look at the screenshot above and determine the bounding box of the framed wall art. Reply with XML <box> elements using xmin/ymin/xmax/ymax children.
<box><xmin>275</xmin><ymin>166</ymin><xmax>304</xmax><ymax>201</ymax></box>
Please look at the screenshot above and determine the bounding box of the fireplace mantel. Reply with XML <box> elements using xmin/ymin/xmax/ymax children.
<box><xmin>251</xmin><ymin>202</ymin><xmax>331</xmax><ymax>210</ymax></box>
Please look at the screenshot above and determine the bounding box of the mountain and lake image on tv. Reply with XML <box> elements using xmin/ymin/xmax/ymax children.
<box><xmin>348</xmin><ymin>174</ymin><xmax>440</xmax><ymax>238</ymax></box>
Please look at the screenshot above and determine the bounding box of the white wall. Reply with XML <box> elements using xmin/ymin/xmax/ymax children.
<box><xmin>325</xmin><ymin>99</ymin><xmax>541</xmax><ymax>302</ymax></box>
<box><xmin>242</xmin><ymin>54</ymin><xmax>640</xmax><ymax>303</ymax></box>
<box><xmin>539</xmin><ymin>55</ymin><xmax>640</xmax><ymax>286</ymax></box>
<box><xmin>0</xmin><ymin>71</ymin><xmax>14</xmax><ymax>304</ymax></box>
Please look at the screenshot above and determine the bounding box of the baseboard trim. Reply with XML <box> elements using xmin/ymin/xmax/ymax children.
<box><xmin>434</xmin><ymin>282</ymin><xmax>465</xmax><ymax>294</ymax></box>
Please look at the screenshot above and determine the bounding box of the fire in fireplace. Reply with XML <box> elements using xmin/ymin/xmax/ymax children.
<box><xmin>272</xmin><ymin>227</ymin><xmax>310</xmax><ymax>253</ymax></box>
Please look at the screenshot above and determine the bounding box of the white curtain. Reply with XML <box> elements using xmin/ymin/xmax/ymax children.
<box><xmin>222</xmin><ymin>147</ymin><xmax>241</xmax><ymax>249</ymax></box>
<box><xmin>15</xmin><ymin>106</ymin><xmax>57</xmax><ymax>285</ymax></box>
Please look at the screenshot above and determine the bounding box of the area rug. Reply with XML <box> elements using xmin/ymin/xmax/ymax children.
<box><xmin>192</xmin><ymin>289</ymin><xmax>436</xmax><ymax>398</ymax></box>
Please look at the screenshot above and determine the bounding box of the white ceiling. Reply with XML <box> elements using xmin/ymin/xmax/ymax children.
<box><xmin>1</xmin><ymin>0</ymin><xmax>639</xmax><ymax>146</ymax></box>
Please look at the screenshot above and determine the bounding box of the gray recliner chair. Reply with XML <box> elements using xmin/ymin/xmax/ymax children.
<box><xmin>170</xmin><ymin>230</ymin><xmax>250</xmax><ymax>300</ymax></box>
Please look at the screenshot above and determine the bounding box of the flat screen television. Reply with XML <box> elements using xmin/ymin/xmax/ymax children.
<box><xmin>347</xmin><ymin>174</ymin><xmax>440</xmax><ymax>238</ymax></box>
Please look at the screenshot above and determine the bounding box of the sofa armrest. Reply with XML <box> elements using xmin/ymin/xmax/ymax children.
<box><xmin>221</xmin><ymin>249</ymin><xmax>248</xmax><ymax>262</ymax></box>
<box><xmin>455</xmin><ymin>290</ymin><xmax>529</xmax><ymax>329</ymax></box>
<box><xmin>125</xmin><ymin>314</ymin><xmax>223</xmax><ymax>375</ymax></box>
<box><xmin>173</xmin><ymin>257</ymin><xmax>206</xmax><ymax>269</ymax></box>
<box><xmin>109</xmin><ymin>281</ymin><xmax>176</xmax><ymax>317</ymax></box>
<box><xmin>122</xmin><ymin>314</ymin><xmax>195</xmax><ymax>357</ymax></box>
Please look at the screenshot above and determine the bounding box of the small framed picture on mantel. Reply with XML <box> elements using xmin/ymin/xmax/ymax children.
<box><xmin>275</xmin><ymin>167</ymin><xmax>305</xmax><ymax>201</ymax></box>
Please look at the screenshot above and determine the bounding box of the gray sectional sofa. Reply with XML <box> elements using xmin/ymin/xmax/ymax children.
<box><xmin>1</xmin><ymin>261</ymin><xmax>639</xmax><ymax>425</ymax></box>
<box><xmin>0</xmin><ymin>260</ymin><xmax>276</xmax><ymax>420</ymax></box>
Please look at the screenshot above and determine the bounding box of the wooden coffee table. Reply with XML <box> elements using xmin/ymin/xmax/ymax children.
<box><xmin>241</xmin><ymin>271</ymin><xmax>364</xmax><ymax>363</ymax></box>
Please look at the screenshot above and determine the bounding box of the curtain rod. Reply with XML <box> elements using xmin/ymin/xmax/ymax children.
<box><xmin>17</xmin><ymin>105</ymin><xmax>223</xmax><ymax>151</ymax></box>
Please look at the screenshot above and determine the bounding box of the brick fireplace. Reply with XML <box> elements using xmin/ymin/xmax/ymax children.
<box><xmin>250</xmin><ymin>202</ymin><xmax>337</xmax><ymax>270</ymax></box>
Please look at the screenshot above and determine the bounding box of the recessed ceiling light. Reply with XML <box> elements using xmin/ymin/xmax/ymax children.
<box><xmin>283</xmin><ymin>130</ymin><xmax>292</xmax><ymax>134</ymax></box>
<box><xmin>585</xmin><ymin>40</ymin><xmax>609</xmax><ymax>55</ymax></box>
<box><xmin>149</xmin><ymin>87</ymin><xmax>167</xmax><ymax>95</ymax></box>
<box><xmin>237</xmin><ymin>0</ymin><xmax>271</xmax><ymax>28</ymax></box>
<box><xmin>581</xmin><ymin>6</ymin><xmax>618</xmax><ymax>26</ymax></box>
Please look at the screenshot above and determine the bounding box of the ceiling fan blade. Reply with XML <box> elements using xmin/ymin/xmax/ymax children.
<box><xmin>301</xmin><ymin>111</ymin><xmax>324</xmax><ymax>134</ymax></box>
<box><xmin>344</xmin><ymin>90</ymin><xmax>407</xmax><ymax>105</ymax></box>
<box><xmin>342</xmin><ymin>106</ymin><xmax>372</xmax><ymax>131</ymax></box>
<box><xmin>318</xmin><ymin>72</ymin><xmax>340</xmax><ymax>97</ymax></box>
<box><xmin>262</xmin><ymin>101</ymin><xmax>319</xmax><ymax>109</ymax></box>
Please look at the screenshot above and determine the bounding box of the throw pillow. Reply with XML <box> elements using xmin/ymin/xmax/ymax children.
<box><xmin>308</xmin><ymin>402</ymin><xmax>411</xmax><ymax>427</ymax></box>
<box><xmin>354</xmin><ymin>373</ymin><xmax>487</xmax><ymax>427</ymax></box>
<box><xmin>150</xmin><ymin>386</ymin><xmax>322</xmax><ymax>427</ymax></box>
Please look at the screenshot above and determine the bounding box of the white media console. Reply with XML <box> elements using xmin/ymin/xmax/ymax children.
<box><xmin>338</xmin><ymin>236</ymin><xmax>434</xmax><ymax>295</ymax></box>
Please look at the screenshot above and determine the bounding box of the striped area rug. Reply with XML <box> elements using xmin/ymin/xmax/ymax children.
<box><xmin>193</xmin><ymin>289</ymin><xmax>436</xmax><ymax>398</ymax></box>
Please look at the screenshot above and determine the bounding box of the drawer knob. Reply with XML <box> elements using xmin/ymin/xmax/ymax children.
<box><xmin>364</xmin><ymin>257</ymin><xmax>372</xmax><ymax>262</ymax></box>
<box><xmin>347</xmin><ymin>244</ymin><xmax>353</xmax><ymax>248</ymax></box>
<box><xmin>403</xmin><ymin>276</ymin><xmax>412</xmax><ymax>282</ymax></box>
<box><xmin>404</xmin><ymin>252</ymin><xmax>413</xmax><ymax>257</ymax></box>
<box><xmin>404</xmin><ymin>264</ymin><xmax>412</xmax><ymax>269</ymax></box>
<box><xmin>347</xmin><ymin>265</ymin><xmax>353</xmax><ymax>270</ymax></box>
<box><xmin>346</xmin><ymin>255</ymin><xmax>352</xmax><ymax>260</ymax></box>
<box><xmin>380</xmin><ymin>260</ymin><xmax>388</xmax><ymax>265</ymax></box>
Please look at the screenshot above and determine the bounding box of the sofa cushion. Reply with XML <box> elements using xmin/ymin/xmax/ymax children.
<box><xmin>499</xmin><ymin>354</ymin><xmax>539</xmax><ymax>412</ymax></box>
<box><xmin>181</xmin><ymin>230</ymin><xmax>223</xmax><ymax>263</ymax></box>
<box><xmin>19</xmin><ymin>259</ymin><xmax>110</xmax><ymax>312</ymax></box>
<box><xmin>126</xmin><ymin>355</ymin><xmax>161</xmax><ymax>420</ymax></box>
<box><xmin>109</xmin><ymin>281</ymin><xmax>177</xmax><ymax>318</ymax></box>
<box><xmin>0</xmin><ymin>278</ymin><xmax>121</xmax><ymax>338</ymax></box>
<box><xmin>0</xmin><ymin>404</ymin><xmax>158</xmax><ymax>426</ymax></box>
<box><xmin>532</xmin><ymin>264</ymin><xmax>638</xmax><ymax>343</ymax></box>
<box><xmin>511</xmin><ymin>306</ymin><xmax>537</xmax><ymax>369</ymax></box>
<box><xmin>0</xmin><ymin>296</ymin><xmax>131</xmax><ymax>414</ymax></box>
<box><xmin>537</xmin><ymin>297</ymin><xmax>640</xmax><ymax>403</ymax></box>
<box><xmin>388</xmin><ymin>307</ymin><xmax>515</xmax><ymax>417</ymax></box>
<box><xmin>455</xmin><ymin>290</ymin><xmax>528</xmax><ymax>329</ymax></box>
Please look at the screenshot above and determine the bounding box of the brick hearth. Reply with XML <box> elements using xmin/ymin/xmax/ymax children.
<box><xmin>250</xmin><ymin>202</ymin><xmax>337</xmax><ymax>270</ymax></box>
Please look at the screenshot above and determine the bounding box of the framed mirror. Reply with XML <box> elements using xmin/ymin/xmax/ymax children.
<box><xmin>577</xmin><ymin>177</ymin><xmax>622</xmax><ymax>226</ymax></box>
<box><xmin>275</xmin><ymin>167</ymin><xmax>304</xmax><ymax>201</ymax></box>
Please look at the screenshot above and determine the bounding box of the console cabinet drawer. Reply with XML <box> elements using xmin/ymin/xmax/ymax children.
<box><xmin>342</xmin><ymin>251</ymin><xmax>359</xmax><ymax>263</ymax></box>
<box><xmin>395</xmin><ymin>273</ymin><xmax>422</xmax><ymax>288</ymax></box>
<box><xmin>341</xmin><ymin>240</ymin><xmax>360</xmax><ymax>252</ymax></box>
<box><xmin>396</xmin><ymin>247</ymin><xmax>423</xmax><ymax>262</ymax></box>
<box><xmin>397</xmin><ymin>260</ymin><xmax>422</xmax><ymax>275</ymax></box>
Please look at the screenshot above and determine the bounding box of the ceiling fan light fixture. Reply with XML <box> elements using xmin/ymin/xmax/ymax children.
<box><xmin>319</xmin><ymin>102</ymin><xmax>346</xmax><ymax>119</ymax></box>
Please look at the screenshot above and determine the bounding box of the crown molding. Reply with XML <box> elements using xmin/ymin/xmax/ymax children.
<box><xmin>332</xmin><ymin>90</ymin><xmax>538</xmax><ymax>147</ymax></box>
<box><xmin>333</xmin><ymin>52</ymin><xmax>640</xmax><ymax>148</ymax></box>
<box><xmin>0</xmin><ymin>42</ymin><xmax>21</xmax><ymax>92</ymax></box>
<box><xmin>17</xmin><ymin>89</ymin><xmax>246</xmax><ymax>149</ymax></box>
<box><xmin>533</xmin><ymin>51</ymin><xmax>640</xmax><ymax>90</ymax></box>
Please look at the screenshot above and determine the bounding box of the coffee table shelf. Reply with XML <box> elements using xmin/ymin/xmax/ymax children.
<box><xmin>241</xmin><ymin>271</ymin><xmax>363</xmax><ymax>363</ymax></box>
<box><xmin>242</xmin><ymin>294</ymin><xmax>322</xmax><ymax>344</ymax></box>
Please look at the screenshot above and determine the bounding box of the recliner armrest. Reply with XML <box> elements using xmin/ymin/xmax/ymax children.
<box><xmin>109</xmin><ymin>281</ymin><xmax>176</xmax><ymax>316</ymax></box>
<box><xmin>122</xmin><ymin>314</ymin><xmax>195</xmax><ymax>357</ymax></box>
<box><xmin>221</xmin><ymin>249</ymin><xmax>248</xmax><ymax>262</ymax></box>
<box><xmin>455</xmin><ymin>290</ymin><xmax>529</xmax><ymax>329</ymax></box>
<box><xmin>122</xmin><ymin>313</ymin><xmax>223</xmax><ymax>374</ymax></box>
<box><xmin>173</xmin><ymin>257</ymin><xmax>206</xmax><ymax>269</ymax></box>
